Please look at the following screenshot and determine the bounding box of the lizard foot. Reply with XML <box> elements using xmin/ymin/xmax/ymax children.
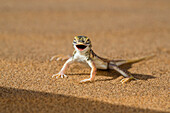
<box><xmin>80</xmin><ymin>78</ymin><xmax>94</xmax><ymax>83</ymax></box>
<box><xmin>120</xmin><ymin>77</ymin><xmax>137</xmax><ymax>84</ymax></box>
<box><xmin>52</xmin><ymin>73</ymin><xmax>68</xmax><ymax>78</ymax></box>
<box><xmin>50</xmin><ymin>55</ymin><xmax>70</xmax><ymax>61</ymax></box>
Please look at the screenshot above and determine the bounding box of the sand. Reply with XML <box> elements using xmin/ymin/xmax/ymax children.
<box><xmin>0</xmin><ymin>0</ymin><xmax>170</xmax><ymax>113</ymax></box>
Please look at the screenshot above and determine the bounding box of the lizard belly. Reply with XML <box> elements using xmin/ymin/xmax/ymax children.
<box><xmin>73</xmin><ymin>51</ymin><xmax>108</xmax><ymax>69</ymax></box>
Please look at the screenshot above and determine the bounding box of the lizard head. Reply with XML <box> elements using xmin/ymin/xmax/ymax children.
<box><xmin>73</xmin><ymin>36</ymin><xmax>92</xmax><ymax>52</ymax></box>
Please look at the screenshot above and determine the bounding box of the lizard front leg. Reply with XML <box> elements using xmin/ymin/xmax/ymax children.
<box><xmin>80</xmin><ymin>60</ymin><xmax>97</xmax><ymax>83</ymax></box>
<box><xmin>109</xmin><ymin>64</ymin><xmax>136</xmax><ymax>83</ymax></box>
<box><xmin>52</xmin><ymin>58</ymin><xmax>73</xmax><ymax>78</ymax></box>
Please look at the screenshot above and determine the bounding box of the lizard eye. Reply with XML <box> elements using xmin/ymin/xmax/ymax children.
<box><xmin>86</xmin><ymin>39</ymin><xmax>90</xmax><ymax>44</ymax></box>
<box><xmin>73</xmin><ymin>39</ymin><xmax>77</xmax><ymax>44</ymax></box>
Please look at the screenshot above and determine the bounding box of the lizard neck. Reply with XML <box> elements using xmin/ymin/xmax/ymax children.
<box><xmin>85</xmin><ymin>49</ymin><xmax>95</xmax><ymax>60</ymax></box>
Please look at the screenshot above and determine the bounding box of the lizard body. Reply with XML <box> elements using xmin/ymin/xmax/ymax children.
<box><xmin>51</xmin><ymin>36</ymin><xmax>151</xmax><ymax>83</ymax></box>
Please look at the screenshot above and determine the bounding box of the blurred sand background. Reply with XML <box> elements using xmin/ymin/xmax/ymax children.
<box><xmin>0</xmin><ymin>0</ymin><xmax>170</xmax><ymax>113</ymax></box>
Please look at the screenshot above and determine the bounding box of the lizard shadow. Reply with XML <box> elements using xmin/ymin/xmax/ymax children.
<box><xmin>68</xmin><ymin>61</ymin><xmax>156</xmax><ymax>82</ymax></box>
<box><xmin>96</xmin><ymin>71</ymin><xmax>155</xmax><ymax>82</ymax></box>
<box><xmin>96</xmin><ymin>62</ymin><xmax>156</xmax><ymax>82</ymax></box>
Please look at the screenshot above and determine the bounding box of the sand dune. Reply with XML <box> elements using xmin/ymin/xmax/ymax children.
<box><xmin>0</xmin><ymin>0</ymin><xmax>169</xmax><ymax>112</ymax></box>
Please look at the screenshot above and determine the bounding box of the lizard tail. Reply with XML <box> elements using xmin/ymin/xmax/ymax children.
<box><xmin>115</xmin><ymin>55</ymin><xmax>155</xmax><ymax>66</ymax></box>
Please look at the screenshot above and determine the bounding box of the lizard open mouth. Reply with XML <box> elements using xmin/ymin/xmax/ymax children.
<box><xmin>76</xmin><ymin>44</ymin><xmax>87</xmax><ymax>51</ymax></box>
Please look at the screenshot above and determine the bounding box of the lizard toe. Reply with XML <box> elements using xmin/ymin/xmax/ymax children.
<box><xmin>52</xmin><ymin>73</ymin><xmax>60</xmax><ymax>78</ymax></box>
<box><xmin>52</xmin><ymin>73</ymin><xmax>68</xmax><ymax>79</ymax></box>
<box><xmin>120</xmin><ymin>78</ymin><xmax>131</xmax><ymax>84</ymax></box>
<box><xmin>56</xmin><ymin>57</ymin><xmax>63</xmax><ymax>61</ymax></box>
<box><xmin>120</xmin><ymin>77</ymin><xmax>136</xmax><ymax>84</ymax></box>
<box><xmin>80</xmin><ymin>78</ymin><xmax>94</xmax><ymax>83</ymax></box>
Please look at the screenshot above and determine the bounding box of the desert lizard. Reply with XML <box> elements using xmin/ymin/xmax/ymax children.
<box><xmin>51</xmin><ymin>36</ymin><xmax>151</xmax><ymax>83</ymax></box>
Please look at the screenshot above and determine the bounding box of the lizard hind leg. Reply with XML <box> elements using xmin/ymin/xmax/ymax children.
<box><xmin>109</xmin><ymin>63</ymin><xmax>136</xmax><ymax>83</ymax></box>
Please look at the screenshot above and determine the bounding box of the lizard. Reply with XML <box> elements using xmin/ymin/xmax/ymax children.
<box><xmin>51</xmin><ymin>36</ymin><xmax>152</xmax><ymax>83</ymax></box>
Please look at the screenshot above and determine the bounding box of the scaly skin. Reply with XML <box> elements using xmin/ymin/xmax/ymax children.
<box><xmin>51</xmin><ymin>36</ymin><xmax>152</xmax><ymax>83</ymax></box>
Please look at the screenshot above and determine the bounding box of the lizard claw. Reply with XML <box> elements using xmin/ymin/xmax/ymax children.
<box><xmin>52</xmin><ymin>73</ymin><xmax>68</xmax><ymax>79</ymax></box>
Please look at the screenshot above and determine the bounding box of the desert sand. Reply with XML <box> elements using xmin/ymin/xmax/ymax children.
<box><xmin>0</xmin><ymin>0</ymin><xmax>170</xmax><ymax>113</ymax></box>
